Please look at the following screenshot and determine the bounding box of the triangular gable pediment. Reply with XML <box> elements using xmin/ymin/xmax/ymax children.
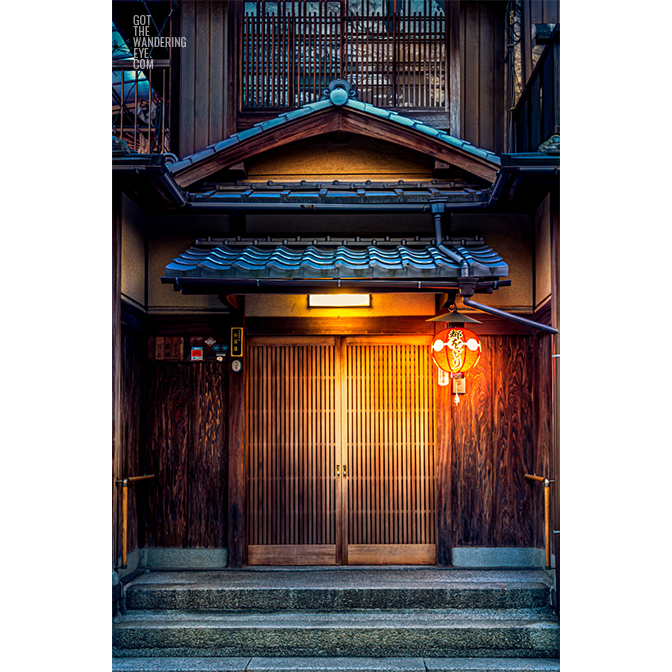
<box><xmin>169</xmin><ymin>91</ymin><xmax>501</xmax><ymax>188</ymax></box>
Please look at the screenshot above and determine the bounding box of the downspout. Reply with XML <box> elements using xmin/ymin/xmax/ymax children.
<box><xmin>432</xmin><ymin>202</ymin><xmax>469</xmax><ymax>277</ymax></box>
<box><xmin>461</xmin><ymin>294</ymin><xmax>559</xmax><ymax>335</ymax></box>
<box><xmin>431</xmin><ymin>200</ymin><xmax>559</xmax><ymax>335</ymax></box>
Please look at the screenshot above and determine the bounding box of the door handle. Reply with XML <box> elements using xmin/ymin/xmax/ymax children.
<box><xmin>343</xmin><ymin>464</ymin><xmax>347</xmax><ymax>478</ymax></box>
<box><xmin>336</xmin><ymin>464</ymin><xmax>340</xmax><ymax>477</ymax></box>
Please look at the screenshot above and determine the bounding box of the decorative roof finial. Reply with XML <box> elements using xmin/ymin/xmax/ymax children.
<box><xmin>320</xmin><ymin>79</ymin><xmax>358</xmax><ymax>105</ymax></box>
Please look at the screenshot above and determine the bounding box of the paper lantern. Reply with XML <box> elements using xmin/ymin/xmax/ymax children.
<box><xmin>431</xmin><ymin>327</ymin><xmax>482</xmax><ymax>374</ymax></box>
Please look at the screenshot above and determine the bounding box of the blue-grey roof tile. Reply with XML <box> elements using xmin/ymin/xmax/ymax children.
<box><xmin>390</xmin><ymin>114</ymin><xmax>416</xmax><ymax>128</ymax></box>
<box><xmin>414</xmin><ymin>123</ymin><xmax>442</xmax><ymax>138</ymax></box>
<box><xmin>283</xmin><ymin>107</ymin><xmax>314</xmax><ymax>121</ymax></box>
<box><xmin>165</xmin><ymin>242</ymin><xmax>507</xmax><ymax>280</ymax></box>
<box><xmin>167</xmin><ymin>159</ymin><xmax>192</xmax><ymax>173</ymax></box>
<box><xmin>304</xmin><ymin>100</ymin><xmax>333</xmax><ymax>113</ymax></box>
<box><xmin>361</xmin><ymin>103</ymin><xmax>392</xmax><ymax>119</ymax></box>
<box><xmin>344</xmin><ymin>99</ymin><xmax>367</xmax><ymax>112</ymax></box>
<box><xmin>188</xmin><ymin>146</ymin><xmax>217</xmax><ymax>163</ymax></box>
<box><xmin>213</xmin><ymin>136</ymin><xmax>240</xmax><ymax>152</ymax></box>
<box><xmin>235</xmin><ymin>126</ymin><xmax>264</xmax><ymax>142</ymax></box>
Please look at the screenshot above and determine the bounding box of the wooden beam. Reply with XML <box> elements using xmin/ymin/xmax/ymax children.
<box><xmin>227</xmin><ymin>298</ymin><xmax>246</xmax><ymax>567</ymax></box>
<box><xmin>246</xmin><ymin>314</ymin><xmax>535</xmax><ymax>338</ymax></box>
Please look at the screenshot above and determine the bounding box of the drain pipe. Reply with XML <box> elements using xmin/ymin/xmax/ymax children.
<box><xmin>462</xmin><ymin>294</ymin><xmax>559</xmax><ymax>334</ymax></box>
<box><xmin>432</xmin><ymin>202</ymin><xmax>469</xmax><ymax>277</ymax></box>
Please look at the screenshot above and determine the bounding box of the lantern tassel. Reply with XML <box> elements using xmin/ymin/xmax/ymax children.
<box><xmin>454</xmin><ymin>392</ymin><xmax>460</xmax><ymax>405</ymax></box>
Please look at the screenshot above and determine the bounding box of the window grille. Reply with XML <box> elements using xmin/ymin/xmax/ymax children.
<box><xmin>242</xmin><ymin>0</ymin><xmax>447</xmax><ymax>109</ymax></box>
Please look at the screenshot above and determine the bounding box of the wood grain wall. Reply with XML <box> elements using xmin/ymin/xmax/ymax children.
<box><xmin>144</xmin><ymin>361</ymin><xmax>228</xmax><ymax>548</ymax></box>
<box><xmin>437</xmin><ymin>333</ymin><xmax>545</xmax><ymax>561</ymax></box>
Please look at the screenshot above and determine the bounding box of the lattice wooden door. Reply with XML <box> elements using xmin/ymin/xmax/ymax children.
<box><xmin>246</xmin><ymin>336</ymin><xmax>435</xmax><ymax>565</ymax></box>
<box><xmin>343</xmin><ymin>336</ymin><xmax>436</xmax><ymax>564</ymax></box>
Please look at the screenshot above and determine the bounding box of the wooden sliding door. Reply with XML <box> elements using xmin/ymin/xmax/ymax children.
<box><xmin>344</xmin><ymin>336</ymin><xmax>436</xmax><ymax>565</ymax></box>
<box><xmin>246</xmin><ymin>336</ymin><xmax>436</xmax><ymax>565</ymax></box>
<box><xmin>247</xmin><ymin>337</ymin><xmax>340</xmax><ymax>565</ymax></box>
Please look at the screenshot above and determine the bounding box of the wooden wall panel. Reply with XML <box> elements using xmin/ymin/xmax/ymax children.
<box><xmin>178</xmin><ymin>1</ymin><xmax>196</xmax><ymax>159</ymax></box>
<box><xmin>492</xmin><ymin>336</ymin><xmax>534</xmax><ymax>547</ymax></box>
<box><xmin>437</xmin><ymin>329</ymin><xmax>542</xmax><ymax>560</ymax></box>
<box><xmin>188</xmin><ymin>363</ymin><xmax>228</xmax><ymax>547</ymax></box>
<box><xmin>145</xmin><ymin>363</ymin><xmax>189</xmax><ymax>547</ymax></box>
<box><xmin>459</xmin><ymin>1</ymin><xmax>507</xmax><ymax>153</ymax></box>
<box><xmin>119</xmin><ymin>326</ymin><xmax>146</xmax><ymax>556</ymax></box>
<box><xmin>179</xmin><ymin>1</ymin><xmax>229</xmax><ymax>157</ymax></box>
<box><xmin>450</xmin><ymin>336</ymin><xmax>493</xmax><ymax>547</ymax></box>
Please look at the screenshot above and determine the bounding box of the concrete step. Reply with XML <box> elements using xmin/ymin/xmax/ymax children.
<box><xmin>124</xmin><ymin>569</ymin><xmax>553</xmax><ymax>612</ymax></box>
<box><xmin>112</xmin><ymin>657</ymin><xmax>560</xmax><ymax>671</ymax></box>
<box><xmin>112</xmin><ymin>609</ymin><xmax>559</xmax><ymax>659</ymax></box>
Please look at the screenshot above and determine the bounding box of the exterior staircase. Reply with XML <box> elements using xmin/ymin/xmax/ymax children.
<box><xmin>113</xmin><ymin>567</ymin><xmax>559</xmax><ymax>672</ymax></box>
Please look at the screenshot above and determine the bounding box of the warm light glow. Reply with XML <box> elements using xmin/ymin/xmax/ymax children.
<box><xmin>308</xmin><ymin>294</ymin><xmax>371</xmax><ymax>308</ymax></box>
<box><xmin>431</xmin><ymin>327</ymin><xmax>482</xmax><ymax>374</ymax></box>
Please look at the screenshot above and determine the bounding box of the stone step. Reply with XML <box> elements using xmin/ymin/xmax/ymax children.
<box><xmin>112</xmin><ymin>657</ymin><xmax>560</xmax><ymax>671</ymax></box>
<box><xmin>124</xmin><ymin>570</ymin><xmax>553</xmax><ymax>612</ymax></box>
<box><xmin>113</xmin><ymin>610</ymin><xmax>559</xmax><ymax>659</ymax></box>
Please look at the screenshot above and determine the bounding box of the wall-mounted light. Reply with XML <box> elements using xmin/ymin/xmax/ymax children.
<box><xmin>428</xmin><ymin>306</ymin><xmax>481</xmax><ymax>404</ymax></box>
<box><xmin>308</xmin><ymin>294</ymin><xmax>371</xmax><ymax>308</ymax></box>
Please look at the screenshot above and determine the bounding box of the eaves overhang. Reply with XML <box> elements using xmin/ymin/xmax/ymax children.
<box><xmin>162</xmin><ymin>236</ymin><xmax>510</xmax><ymax>296</ymax></box>
<box><xmin>112</xmin><ymin>152</ymin><xmax>186</xmax><ymax>207</ymax></box>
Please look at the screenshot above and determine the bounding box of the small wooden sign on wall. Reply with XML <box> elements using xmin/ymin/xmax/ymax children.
<box><xmin>231</xmin><ymin>327</ymin><xmax>243</xmax><ymax>357</ymax></box>
<box><xmin>149</xmin><ymin>336</ymin><xmax>184</xmax><ymax>360</ymax></box>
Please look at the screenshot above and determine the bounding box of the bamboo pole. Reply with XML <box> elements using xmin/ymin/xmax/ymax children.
<box><xmin>525</xmin><ymin>473</ymin><xmax>553</xmax><ymax>570</ymax></box>
<box><xmin>116</xmin><ymin>475</ymin><xmax>155</xmax><ymax>569</ymax></box>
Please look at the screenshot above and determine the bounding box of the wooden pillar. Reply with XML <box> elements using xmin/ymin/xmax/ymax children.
<box><xmin>112</xmin><ymin>189</ymin><xmax>122</xmax><ymax>566</ymax></box>
<box><xmin>435</xmin><ymin>380</ymin><xmax>453</xmax><ymax>566</ymax></box>
<box><xmin>227</xmin><ymin>300</ymin><xmax>246</xmax><ymax>567</ymax></box>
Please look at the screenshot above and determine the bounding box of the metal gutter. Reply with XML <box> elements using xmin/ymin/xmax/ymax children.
<box><xmin>181</xmin><ymin>201</ymin><xmax>490</xmax><ymax>213</ymax></box>
<box><xmin>163</xmin><ymin>276</ymin><xmax>510</xmax><ymax>295</ymax></box>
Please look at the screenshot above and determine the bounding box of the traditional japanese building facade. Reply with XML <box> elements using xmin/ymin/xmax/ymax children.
<box><xmin>113</xmin><ymin>0</ymin><xmax>559</xmax><ymax>600</ymax></box>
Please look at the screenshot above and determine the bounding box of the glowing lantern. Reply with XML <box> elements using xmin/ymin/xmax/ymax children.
<box><xmin>427</xmin><ymin>303</ymin><xmax>482</xmax><ymax>404</ymax></box>
<box><xmin>431</xmin><ymin>327</ymin><xmax>482</xmax><ymax>374</ymax></box>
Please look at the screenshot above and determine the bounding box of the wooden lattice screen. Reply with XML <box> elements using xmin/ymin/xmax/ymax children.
<box><xmin>242</xmin><ymin>0</ymin><xmax>447</xmax><ymax>109</ymax></box>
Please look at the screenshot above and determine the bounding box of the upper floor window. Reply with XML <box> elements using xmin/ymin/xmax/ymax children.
<box><xmin>242</xmin><ymin>0</ymin><xmax>447</xmax><ymax>110</ymax></box>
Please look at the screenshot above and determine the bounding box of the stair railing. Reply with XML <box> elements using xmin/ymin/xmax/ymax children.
<box><xmin>115</xmin><ymin>474</ymin><xmax>155</xmax><ymax>569</ymax></box>
<box><xmin>524</xmin><ymin>474</ymin><xmax>554</xmax><ymax>570</ymax></box>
